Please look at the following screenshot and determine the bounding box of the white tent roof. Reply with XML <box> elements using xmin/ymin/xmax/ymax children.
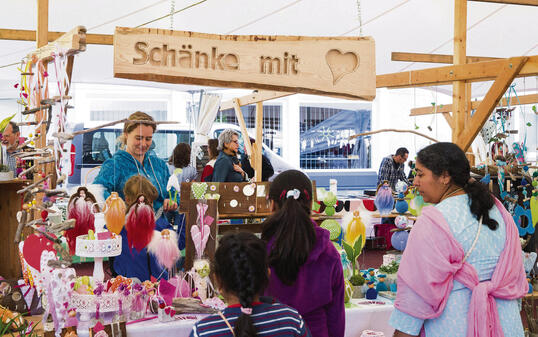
<box><xmin>0</xmin><ymin>0</ymin><xmax>537</xmax><ymax>98</ymax></box>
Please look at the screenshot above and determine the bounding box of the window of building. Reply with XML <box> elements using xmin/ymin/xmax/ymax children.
<box><xmin>300</xmin><ymin>106</ymin><xmax>371</xmax><ymax>169</ymax></box>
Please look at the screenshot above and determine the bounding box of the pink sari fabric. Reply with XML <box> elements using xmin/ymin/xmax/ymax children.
<box><xmin>394</xmin><ymin>198</ymin><xmax>527</xmax><ymax>337</ymax></box>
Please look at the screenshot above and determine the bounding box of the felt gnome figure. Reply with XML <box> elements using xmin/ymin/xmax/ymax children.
<box><xmin>376</xmin><ymin>274</ymin><xmax>388</xmax><ymax>292</ymax></box>
<box><xmin>365</xmin><ymin>281</ymin><xmax>378</xmax><ymax>300</ymax></box>
<box><xmin>66</xmin><ymin>187</ymin><xmax>99</xmax><ymax>254</ymax></box>
<box><xmin>125</xmin><ymin>194</ymin><xmax>156</xmax><ymax>252</ymax></box>
<box><xmin>147</xmin><ymin>229</ymin><xmax>181</xmax><ymax>274</ymax></box>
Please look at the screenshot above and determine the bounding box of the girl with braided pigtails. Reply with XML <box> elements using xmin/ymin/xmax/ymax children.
<box><xmin>262</xmin><ymin>170</ymin><xmax>345</xmax><ymax>337</ymax></box>
<box><xmin>190</xmin><ymin>232</ymin><xmax>311</xmax><ymax>337</ymax></box>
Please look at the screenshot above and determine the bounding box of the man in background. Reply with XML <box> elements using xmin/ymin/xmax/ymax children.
<box><xmin>377</xmin><ymin>147</ymin><xmax>409</xmax><ymax>190</ymax></box>
<box><xmin>1</xmin><ymin>122</ymin><xmax>21</xmax><ymax>173</ymax></box>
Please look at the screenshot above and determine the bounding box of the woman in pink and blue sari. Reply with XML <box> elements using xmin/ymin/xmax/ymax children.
<box><xmin>389</xmin><ymin>142</ymin><xmax>527</xmax><ymax>337</ymax></box>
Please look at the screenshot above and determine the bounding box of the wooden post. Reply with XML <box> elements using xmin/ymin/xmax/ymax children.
<box><xmin>255</xmin><ymin>102</ymin><xmax>263</xmax><ymax>182</ymax></box>
<box><xmin>453</xmin><ymin>0</ymin><xmax>467</xmax><ymax>143</ymax></box>
<box><xmin>35</xmin><ymin>0</ymin><xmax>49</xmax><ymax>210</ymax></box>
<box><xmin>232</xmin><ymin>98</ymin><xmax>254</xmax><ymax>167</ymax></box>
<box><xmin>36</xmin><ymin>0</ymin><xmax>48</xmax><ymax>151</ymax></box>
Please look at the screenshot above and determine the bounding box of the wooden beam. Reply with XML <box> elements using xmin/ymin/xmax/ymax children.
<box><xmin>469</xmin><ymin>0</ymin><xmax>538</xmax><ymax>6</ymax></box>
<box><xmin>456</xmin><ymin>57</ymin><xmax>528</xmax><ymax>151</ymax></box>
<box><xmin>442</xmin><ymin>112</ymin><xmax>454</xmax><ymax>129</ymax></box>
<box><xmin>0</xmin><ymin>28</ymin><xmax>112</xmax><ymax>45</ymax></box>
<box><xmin>453</xmin><ymin>0</ymin><xmax>467</xmax><ymax>141</ymax></box>
<box><xmin>255</xmin><ymin>102</ymin><xmax>263</xmax><ymax>182</ymax></box>
<box><xmin>376</xmin><ymin>55</ymin><xmax>538</xmax><ymax>88</ymax></box>
<box><xmin>410</xmin><ymin>93</ymin><xmax>538</xmax><ymax>115</ymax></box>
<box><xmin>220</xmin><ymin>90</ymin><xmax>292</xmax><ymax>111</ymax></box>
<box><xmin>232</xmin><ymin>99</ymin><xmax>254</xmax><ymax>166</ymax></box>
<box><xmin>27</xmin><ymin>26</ymin><xmax>86</xmax><ymax>62</ymax></box>
<box><xmin>391</xmin><ymin>52</ymin><xmax>499</xmax><ymax>64</ymax></box>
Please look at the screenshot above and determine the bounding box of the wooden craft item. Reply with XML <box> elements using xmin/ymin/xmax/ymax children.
<box><xmin>0</xmin><ymin>279</ymin><xmax>28</xmax><ymax>313</ymax></box>
<box><xmin>172</xmin><ymin>297</ymin><xmax>218</xmax><ymax>314</ymax></box>
<box><xmin>114</xmin><ymin>28</ymin><xmax>376</xmax><ymax>100</ymax></box>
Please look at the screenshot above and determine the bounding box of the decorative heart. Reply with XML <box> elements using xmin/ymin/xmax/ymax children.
<box><xmin>325</xmin><ymin>49</ymin><xmax>359</xmax><ymax>85</ymax></box>
<box><xmin>191</xmin><ymin>183</ymin><xmax>208</xmax><ymax>199</ymax></box>
<box><xmin>190</xmin><ymin>225</ymin><xmax>210</xmax><ymax>258</ymax></box>
<box><xmin>164</xmin><ymin>307</ymin><xmax>171</xmax><ymax>315</ymax></box>
<box><xmin>22</xmin><ymin>234</ymin><xmax>57</xmax><ymax>271</ymax></box>
<box><xmin>170</xmin><ymin>309</ymin><xmax>176</xmax><ymax>316</ymax></box>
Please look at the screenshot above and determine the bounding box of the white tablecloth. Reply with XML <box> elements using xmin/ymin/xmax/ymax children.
<box><xmin>77</xmin><ymin>298</ymin><xmax>394</xmax><ymax>337</ymax></box>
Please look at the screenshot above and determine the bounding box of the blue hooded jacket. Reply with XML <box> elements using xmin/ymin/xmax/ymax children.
<box><xmin>94</xmin><ymin>150</ymin><xmax>170</xmax><ymax>211</ymax></box>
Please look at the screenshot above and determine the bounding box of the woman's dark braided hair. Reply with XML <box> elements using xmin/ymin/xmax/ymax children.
<box><xmin>417</xmin><ymin>142</ymin><xmax>498</xmax><ymax>230</ymax></box>
<box><xmin>212</xmin><ymin>232</ymin><xmax>269</xmax><ymax>337</ymax></box>
<box><xmin>261</xmin><ymin>170</ymin><xmax>316</xmax><ymax>285</ymax></box>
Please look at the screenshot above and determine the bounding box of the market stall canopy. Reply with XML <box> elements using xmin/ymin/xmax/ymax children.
<box><xmin>0</xmin><ymin>0</ymin><xmax>536</xmax><ymax>98</ymax></box>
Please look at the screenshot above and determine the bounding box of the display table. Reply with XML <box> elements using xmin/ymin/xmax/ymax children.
<box><xmin>0</xmin><ymin>179</ymin><xmax>29</xmax><ymax>279</ymax></box>
<box><xmin>26</xmin><ymin>298</ymin><xmax>394</xmax><ymax>337</ymax></box>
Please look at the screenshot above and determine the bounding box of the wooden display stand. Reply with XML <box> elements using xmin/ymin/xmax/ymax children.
<box><xmin>180</xmin><ymin>181</ymin><xmax>335</xmax><ymax>270</ymax></box>
<box><xmin>0</xmin><ymin>179</ymin><xmax>29</xmax><ymax>279</ymax></box>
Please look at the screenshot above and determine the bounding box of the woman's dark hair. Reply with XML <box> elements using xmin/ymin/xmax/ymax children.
<box><xmin>169</xmin><ymin>143</ymin><xmax>191</xmax><ymax>168</ymax></box>
<box><xmin>417</xmin><ymin>142</ymin><xmax>498</xmax><ymax>230</ymax></box>
<box><xmin>208</xmin><ymin>138</ymin><xmax>219</xmax><ymax>160</ymax></box>
<box><xmin>261</xmin><ymin>170</ymin><xmax>315</xmax><ymax>285</ymax></box>
<box><xmin>213</xmin><ymin>232</ymin><xmax>269</xmax><ymax>337</ymax></box>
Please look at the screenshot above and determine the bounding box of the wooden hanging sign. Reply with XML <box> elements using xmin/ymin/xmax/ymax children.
<box><xmin>113</xmin><ymin>27</ymin><xmax>376</xmax><ymax>100</ymax></box>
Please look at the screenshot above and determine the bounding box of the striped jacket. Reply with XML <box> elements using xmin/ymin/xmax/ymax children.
<box><xmin>190</xmin><ymin>301</ymin><xmax>311</xmax><ymax>337</ymax></box>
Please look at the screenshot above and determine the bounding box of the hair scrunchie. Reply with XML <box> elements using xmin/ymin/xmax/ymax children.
<box><xmin>286</xmin><ymin>189</ymin><xmax>301</xmax><ymax>200</ymax></box>
<box><xmin>240</xmin><ymin>307</ymin><xmax>252</xmax><ymax>315</ymax></box>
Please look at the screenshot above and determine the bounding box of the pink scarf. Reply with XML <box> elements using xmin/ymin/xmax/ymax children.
<box><xmin>395</xmin><ymin>199</ymin><xmax>527</xmax><ymax>337</ymax></box>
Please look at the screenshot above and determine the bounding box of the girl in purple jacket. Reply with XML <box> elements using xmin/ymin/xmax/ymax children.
<box><xmin>262</xmin><ymin>170</ymin><xmax>345</xmax><ymax>337</ymax></box>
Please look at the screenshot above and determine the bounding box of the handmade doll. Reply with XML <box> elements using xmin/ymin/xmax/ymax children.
<box><xmin>375</xmin><ymin>181</ymin><xmax>394</xmax><ymax>216</ymax></box>
<box><xmin>125</xmin><ymin>194</ymin><xmax>156</xmax><ymax>251</ymax></box>
<box><xmin>376</xmin><ymin>274</ymin><xmax>388</xmax><ymax>292</ymax></box>
<box><xmin>66</xmin><ymin>187</ymin><xmax>99</xmax><ymax>254</ymax></box>
<box><xmin>365</xmin><ymin>281</ymin><xmax>378</xmax><ymax>300</ymax></box>
<box><xmin>147</xmin><ymin>229</ymin><xmax>180</xmax><ymax>271</ymax></box>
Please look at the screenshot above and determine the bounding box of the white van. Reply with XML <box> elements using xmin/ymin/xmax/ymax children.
<box><xmin>68</xmin><ymin>122</ymin><xmax>295</xmax><ymax>185</ymax></box>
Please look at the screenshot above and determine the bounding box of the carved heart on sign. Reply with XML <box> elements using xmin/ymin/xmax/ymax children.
<box><xmin>325</xmin><ymin>49</ymin><xmax>360</xmax><ymax>85</ymax></box>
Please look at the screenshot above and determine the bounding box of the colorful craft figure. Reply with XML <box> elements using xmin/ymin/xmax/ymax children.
<box><xmin>376</xmin><ymin>274</ymin><xmax>388</xmax><ymax>292</ymax></box>
<box><xmin>395</xmin><ymin>192</ymin><xmax>409</xmax><ymax>214</ymax></box>
<box><xmin>66</xmin><ymin>187</ymin><xmax>99</xmax><ymax>254</ymax></box>
<box><xmin>147</xmin><ymin>229</ymin><xmax>180</xmax><ymax>270</ymax></box>
<box><xmin>512</xmin><ymin>142</ymin><xmax>527</xmax><ymax>164</ymax></box>
<box><xmin>391</xmin><ymin>230</ymin><xmax>409</xmax><ymax>251</ymax></box>
<box><xmin>531</xmin><ymin>195</ymin><xmax>538</xmax><ymax>229</ymax></box>
<box><xmin>375</xmin><ymin>181</ymin><xmax>394</xmax><ymax>216</ymax></box>
<box><xmin>125</xmin><ymin>194</ymin><xmax>156</xmax><ymax>251</ymax></box>
<box><xmin>365</xmin><ymin>281</ymin><xmax>378</xmax><ymax>300</ymax></box>
<box><xmin>513</xmin><ymin>205</ymin><xmax>534</xmax><ymax>236</ymax></box>
<box><xmin>104</xmin><ymin>192</ymin><xmax>126</xmax><ymax>235</ymax></box>
<box><xmin>406</xmin><ymin>187</ymin><xmax>425</xmax><ymax>216</ymax></box>
<box><xmin>367</xmin><ymin>268</ymin><xmax>376</xmax><ymax>283</ymax></box>
<box><xmin>345</xmin><ymin>211</ymin><xmax>366</xmax><ymax>248</ymax></box>
<box><xmin>496</xmin><ymin>159</ymin><xmax>507</xmax><ymax>195</ymax></box>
